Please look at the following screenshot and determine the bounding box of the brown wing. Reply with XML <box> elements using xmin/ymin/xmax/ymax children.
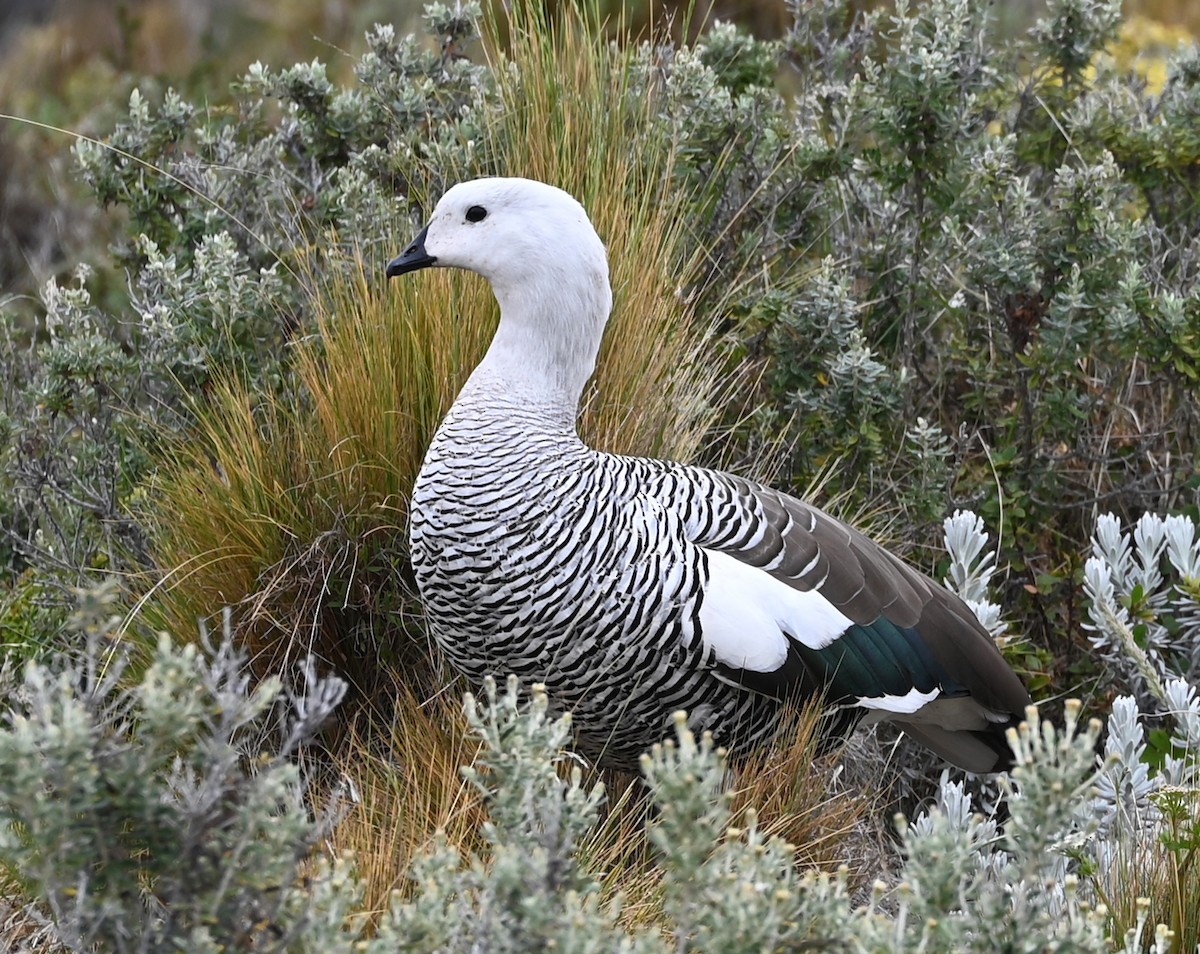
<box><xmin>694</xmin><ymin>470</ymin><xmax>1031</xmax><ymax>771</ymax></box>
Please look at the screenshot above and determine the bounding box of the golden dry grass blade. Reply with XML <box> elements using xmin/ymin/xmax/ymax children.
<box><xmin>147</xmin><ymin>254</ymin><xmax>490</xmax><ymax>694</ymax></box>
<box><xmin>327</xmin><ymin>685</ymin><xmax>484</xmax><ymax>925</ymax></box>
<box><xmin>727</xmin><ymin>702</ymin><xmax>869</xmax><ymax>874</ymax></box>
<box><xmin>142</xmin><ymin>1</ymin><xmax>865</xmax><ymax>928</ymax></box>
<box><xmin>486</xmin><ymin>0</ymin><xmax>721</xmax><ymax>461</ymax></box>
<box><xmin>577</xmin><ymin>772</ymin><xmax>666</xmax><ymax>932</ymax></box>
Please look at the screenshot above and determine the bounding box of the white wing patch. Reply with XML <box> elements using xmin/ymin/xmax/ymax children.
<box><xmin>860</xmin><ymin>695</ymin><xmax>1006</xmax><ymax>734</ymax></box>
<box><xmin>856</xmin><ymin>686</ymin><xmax>940</xmax><ymax>715</ymax></box>
<box><xmin>697</xmin><ymin>547</ymin><xmax>854</xmax><ymax>673</ymax></box>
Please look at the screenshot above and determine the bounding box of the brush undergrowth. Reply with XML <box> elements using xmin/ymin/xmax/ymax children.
<box><xmin>2</xmin><ymin>0</ymin><xmax>1200</xmax><ymax>949</ymax></box>
<box><xmin>146</xmin><ymin>0</ymin><xmax>770</xmax><ymax>926</ymax></box>
<box><xmin>0</xmin><ymin>586</ymin><xmax>1195</xmax><ymax>952</ymax></box>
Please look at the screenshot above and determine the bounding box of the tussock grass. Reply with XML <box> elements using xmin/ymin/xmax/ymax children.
<box><xmin>149</xmin><ymin>0</ymin><xmax>719</xmax><ymax>695</ymax></box>
<box><xmin>1094</xmin><ymin>794</ymin><xmax>1200</xmax><ymax>954</ymax></box>
<box><xmin>145</xmin><ymin>0</ymin><xmax>861</xmax><ymax>922</ymax></box>
<box><xmin>484</xmin><ymin>1</ymin><xmax>722</xmax><ymax>461</ymax></box>
<box><xmin>148</xmin><ymin>257</ymin><xmax>487</xmax><ymax>696</ymax></box>
<box><xmin>328</xmin><ymin>685</ymin><xmax>485</xmax><ymax>924</ymax></box>
<box><xmin>727</xmin><ymin>702</ymin><xmax>869</xmax><ymax>872</ymax></box>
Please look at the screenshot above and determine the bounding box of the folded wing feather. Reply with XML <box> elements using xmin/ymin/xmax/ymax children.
<box><xmin>689</xmin><ymin>470</ymin><xmax>1031</xmax><ymax>771</ymax></box>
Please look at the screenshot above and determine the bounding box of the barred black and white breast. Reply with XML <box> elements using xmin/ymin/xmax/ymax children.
<box><xmin>391</xmin><ymin>177</ymin><xmax>1031</xmax><ymax>774</ymax></box>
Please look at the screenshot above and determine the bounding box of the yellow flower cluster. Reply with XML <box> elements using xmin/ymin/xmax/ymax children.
<box><xmin>1095</xmin><ymin>14</ymin><xmax>1194</xmax><ymax>94</ymax></box>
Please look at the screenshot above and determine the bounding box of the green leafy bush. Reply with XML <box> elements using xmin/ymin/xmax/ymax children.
<box><xmin>665</xmin><ymin>0</ymin><xmax>1200</xmax><ymax>683</ymax></box>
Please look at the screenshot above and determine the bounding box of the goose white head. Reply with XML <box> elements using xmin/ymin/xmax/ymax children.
<box><xmin>388</xmin><ymin>177</ymin><xmax>614</xmax><ymax>409</ymax></box>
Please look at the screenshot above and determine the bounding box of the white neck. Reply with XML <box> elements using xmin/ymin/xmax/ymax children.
<box><xmin>462</xmin><ymin>259</ymin><xmax>613</xmax><ymax>425</ymax></box>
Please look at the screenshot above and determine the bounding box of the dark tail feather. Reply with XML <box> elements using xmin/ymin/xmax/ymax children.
<box><xmin>900</xmin><ymin>716</ymin><xmax>1019</xmax><ymax>774</ymax></box>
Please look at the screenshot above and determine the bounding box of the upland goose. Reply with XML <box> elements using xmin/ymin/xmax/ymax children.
<box><xmin>388</xmin><ymin>177</ymin><xmax>1031</xmax><ymax>773</ymax></box>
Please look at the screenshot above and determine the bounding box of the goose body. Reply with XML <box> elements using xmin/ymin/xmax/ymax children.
<box><xmin>389</xmin><ymin>177</ymin><xmax>1031</xmax><ymax>773</ymax></box>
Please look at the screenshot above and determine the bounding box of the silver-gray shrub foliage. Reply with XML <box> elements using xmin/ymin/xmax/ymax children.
<box><xmin>373</xmin><ymin>678</ymin><xmax>645</xmax><ymax>954</ymax></box>
<box><xmin>0</xmin><ymin>582</ymin><xmax>350</xmax><ymax>953</ymax></box>
<box><xmin>719</xmin><ymin>0</ymin><xmax>1200</xmax><ymax>606</ymax></box>
<box><xmin>1084</xmin><ymin>512</ymin><xmax>1200</xmax><ymax>699</ymax></box>
<box><xmin>4</xmin><ymin>0</ymin><xmax>1200</xmax><ymax>944</ymax></box>
<box><xmin>2</xmin><ymin>563</ymin><xmax>1196</xmax><ymax>951</ymax></box>
<box><xmin>943</xmin><ymin>507</ymin><xmax>1200</xmax><ymax>953</ymax></box>
<box><xmin>6</xmin><ymin>0</ymin><xmax>1199</xmax><ymax>657</ymax></box>
<box><xmin>1082</xmin><ymin>511</ymin><xmax>1200</xmax><ymax>952</ymax></box>
<box><xmin>0</xmin><ymin>3</ymin><xmax>491</xmax><ymax>602</ymax></box>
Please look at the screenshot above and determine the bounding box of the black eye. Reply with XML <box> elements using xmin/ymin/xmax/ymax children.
<box><xmin>465</xmin><ymin>205</ymin><xmax>487</xmax><ymax>223</ymax></box>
